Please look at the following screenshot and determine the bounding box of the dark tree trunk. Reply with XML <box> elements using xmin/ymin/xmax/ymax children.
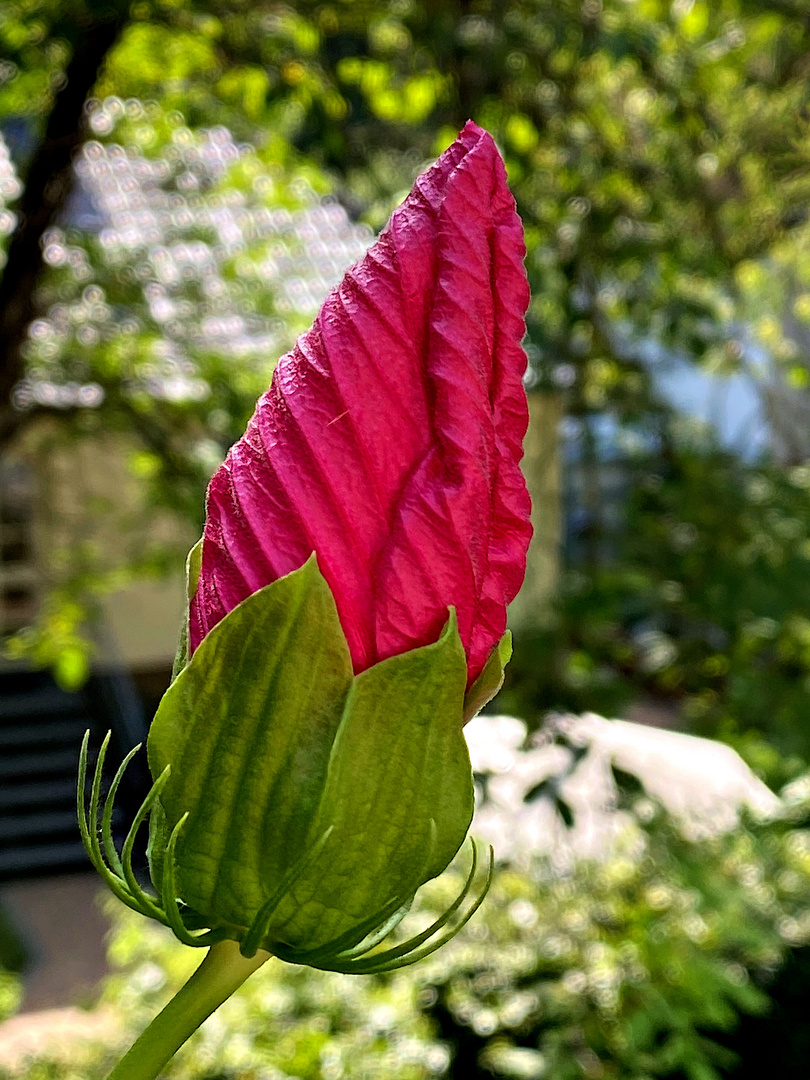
<box><xmin>0</xmin><ymin>14</ymin><xmax>125</xmax><ymax>444</ymax></box>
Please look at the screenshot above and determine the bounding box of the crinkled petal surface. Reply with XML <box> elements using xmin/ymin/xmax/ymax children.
<box><xmin>190</xmin><ymin>121</ymin><xmax>532</xmax><ymax>686</ymax></box>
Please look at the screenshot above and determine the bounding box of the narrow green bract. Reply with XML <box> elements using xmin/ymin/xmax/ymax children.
<box><xmin>146</xmin><ymin>556</ymin><xmax>475</xmax><ymax>958</ymax></box>
<box><xmin>463</xmin><ymin>630</ymin><xmax>513</xmax><ymax>723</ymax></box>
<box><xmin>170</xmin><ymin>538</ymin><xmax>203</xmax><ymax>682</ymax></box>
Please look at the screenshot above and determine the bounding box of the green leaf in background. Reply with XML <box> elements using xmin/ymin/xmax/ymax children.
<box><xmin>147</xmin><ymin>558</ymin><xmax>474</xmax><ymax>955</ymax></box>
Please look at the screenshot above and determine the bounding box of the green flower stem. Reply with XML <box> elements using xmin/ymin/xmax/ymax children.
<box><xmin>107</xmin><ymin>940</ymin><xmax>270</xmax><ymax>1080</ymax></box>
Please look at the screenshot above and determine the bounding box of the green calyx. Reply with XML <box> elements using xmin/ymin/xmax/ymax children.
<box><xmin>464</xmin><ymin>629</ymin><xmax>513</xmax><ymax>723</ymax></box>
<box><xmin>79</xmin><ymin>555</ymin><xmax>496</xmax><ymax>973</ymax></box>
<box><xmin>169</xmin><ymin>537</ymin><xmax>202</xmax><ymax>682</ymax></box>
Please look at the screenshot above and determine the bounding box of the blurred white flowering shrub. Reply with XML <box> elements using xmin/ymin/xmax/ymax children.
<box><xmin>4</xmin><ymin>715</ymin><xmax>810</xmax><ymax>1080</ymax></box>
<box><xmin>16</xmin><ymin>98</ymin><xmax>372</xmax><ymax>418</ymax></box>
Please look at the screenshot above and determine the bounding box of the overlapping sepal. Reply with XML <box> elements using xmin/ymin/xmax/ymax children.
<box><xmin>78</xmin><ymin>556</ymin><xmax>493</xmax><ymax>971</ymax></box>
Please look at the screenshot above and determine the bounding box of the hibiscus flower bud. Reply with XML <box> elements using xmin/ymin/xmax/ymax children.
<box><xmin>80</xmin><ymin>122</ymin><xmax>531</xmax><ymax>972</ymax></box>
<box><xmin>190</xmin><ymin>119</ymin><xmax>532</xmax><ymax>690</ymax></box>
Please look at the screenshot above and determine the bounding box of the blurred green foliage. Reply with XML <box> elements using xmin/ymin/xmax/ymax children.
<box><xmin>5</xmin><ymin>771</ymin><xmax>810</xmax><ymax>1079</ymax></box>
<box><xmin>1</xmin><ymin>0</ymin><xmax>809</xmax><ymax>624</ymax></box>
<box><xmin>503</xmin><ymin>438</ymin><xmax>810</xmax><ymax>764</ymax></box>
<box><xmin>0</xmin><ymin>905</ymin><xmax>24</xmax><ymax>1025</ymax></box>
<box><xmin>1</xmin><ymin>0</ymin><xmax>810</xmax><ymax>720</ymax></box>
<box><xmin>5</xmin><ymin>0</ymin><xmax>810</xmax><ymax>398</ymax></box>
<box><xmin>2</xmin><ymin>8</ymin><xmax>810</xmax><ymax>1077</ymax></box>
<box><xmin>0</xmin><ymin>974</ymin><xmax>20</xmax><ymax>1029</ymax></box>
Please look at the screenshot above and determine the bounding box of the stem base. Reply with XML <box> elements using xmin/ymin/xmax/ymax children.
<box><xmin>107</xmin><ymin>939</ymin><xmax>268</xmax><ymax>1080</ymax></box>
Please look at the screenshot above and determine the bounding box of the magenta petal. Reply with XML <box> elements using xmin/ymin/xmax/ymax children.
<box><xmin>190</xmin><ymin>121</ymin><xmax>532</xmax><ymax>687</ymax></box>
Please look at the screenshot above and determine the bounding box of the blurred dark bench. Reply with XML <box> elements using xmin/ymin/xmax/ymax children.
<box><xmin>0</xmin><ymin>666</ymin><xmax>149</xmax><ymax>881</ymax></box>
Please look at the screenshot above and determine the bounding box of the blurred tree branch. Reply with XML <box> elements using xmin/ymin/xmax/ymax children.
<box><xmin>0</xmin><ymin>9</ymin><xmax>126</xmax><ymax>445</ymax></box>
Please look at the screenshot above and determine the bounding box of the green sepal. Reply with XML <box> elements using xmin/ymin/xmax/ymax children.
<box><xmin>263</xmin><ymin>609</ymin><xmax>473</xmax><ymax>951</ymax></box>
<box><xmin>463</xmin><ymin>630</ymin><xmax>512</xmax><ymax>723</ymax></box>
<box><xmin>78</xmin><ymin>742</ymin><xmax>490</xmax><ymax>973</ymax></box>
<box><xmin>147</xmin><ymin>557</ymin><xmax>475</xmax><ymax>957</ymax></box>
<box><xmin>149</xmin><ymin>555</ymin><xmax>352</xmax><ymax>936</ymax></box>
<box><xmin>156</xmin><ymin>537</ymin><xmax>202</xmax><ymax>893</ymax></box>
<box><xmin>170</xmin><ymin>538</ymin><xmax>203</xmax><ymax>683</ymax></box>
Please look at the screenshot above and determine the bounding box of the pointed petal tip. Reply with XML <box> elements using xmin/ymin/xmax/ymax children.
<box><xmin>191</xmin><ymin>121</ymin><xmax>531</xmax><ymax>688</ymax></box>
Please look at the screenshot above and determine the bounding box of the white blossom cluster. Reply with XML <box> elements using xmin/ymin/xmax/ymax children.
<box><xmin>16</xmin><ymin>98</ymin><xmax>374</xmax><ymax>411</ymax></box>
<box><xmin>0</xmin><ymin>132</ymin><xmax>21</xmax><ymax>263</ymax></box>
<box><xmin>465</xmin><ymin>711</ymin><xmax>782</xmax><ymax>865</ymax></box>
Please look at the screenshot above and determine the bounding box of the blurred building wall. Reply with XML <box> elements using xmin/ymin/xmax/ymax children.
<box><xmin>3</xmin><ymin>419</ymin><xmax>190</xmax><ymax>671</ymax></box>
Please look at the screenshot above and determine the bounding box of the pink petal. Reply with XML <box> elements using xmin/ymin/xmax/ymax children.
<box><xmin>190</xmin><ymin>121</ymin><xmax>532</xmax><ymax>687</ymax></box>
